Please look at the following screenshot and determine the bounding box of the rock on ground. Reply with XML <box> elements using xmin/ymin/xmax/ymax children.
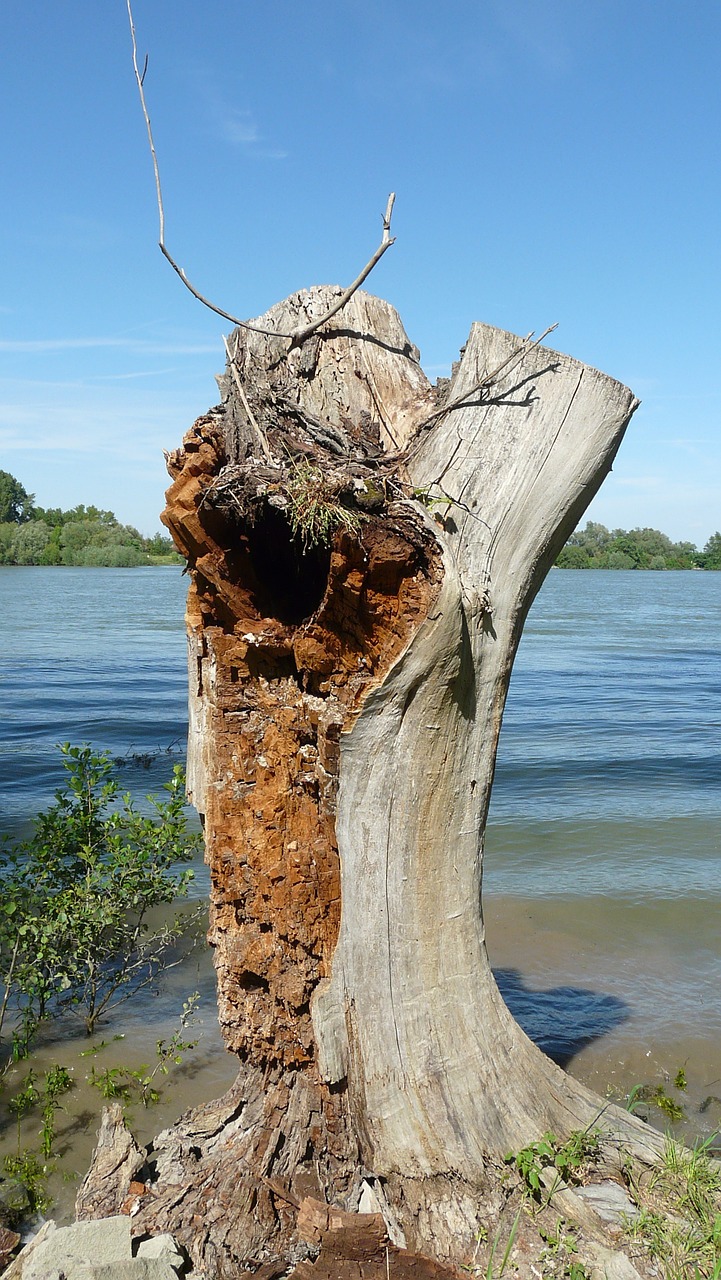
<box><xmin>2</xmin><ymin>1214</ymin><xmax>190</xmax><ymax>1279</ymax></box>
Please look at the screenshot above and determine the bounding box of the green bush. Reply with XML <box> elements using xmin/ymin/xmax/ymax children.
<box><xmin>0</xmin><ymin>745</ymin><xmax>203</xmax><ymax>1053</ymax></box>
<box><xmin>0</xmin><ymin>475</ymin><xmax>181</xmax><ymax>566</ymax></box>
<box><xmin>11</xmin><ymin>521</ymin><xmax>50</xmax><ymax>565</ymax></box>
<box><xmin>73</xmin><ymin>544</ymin><xmax>147</xmax><ymax>567</ymax></box>
<box><xmin>604</xmin><ymin>550</ymin><xmax>636</xmax><ymax>570</ymax></box>
<box><xmin>556</xmin><ymin>545</ymin><xmax>591</xmax><ymax>569</ymax></box>
<box><xmin>557</xmin><ymin>521</ymin><xmax>713</xmax><ymax>570</ymax></box>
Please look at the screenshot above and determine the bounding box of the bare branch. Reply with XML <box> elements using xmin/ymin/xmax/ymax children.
<box><xmin>222</xmin><ymin>334</ymin><xmax>273</xmax><ymax>461</ymax></box>
<box><xmin>126</xmin><ymin>0</ymin><xmax>164</xmax><ymax>245</ymax></box>
<box><xmin>125</xmin><ymin>0</ymin><xmax>396</xmax><ymax>345</ymax></box>
<box><xmin>418</xmin><ymin>323</ymin><xmax>559</xmax><ymax>432</ymax></box>
<box><xmin>289</xmin><ymin>194</ymin><xmax>397</xmax><ymax>346</ymax></box>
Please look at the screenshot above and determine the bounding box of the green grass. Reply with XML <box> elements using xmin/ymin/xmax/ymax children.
<box><xmin>623</xmin><ymin>1137</ymin><xmax>721</xmax><ymax>1279</ymax></box>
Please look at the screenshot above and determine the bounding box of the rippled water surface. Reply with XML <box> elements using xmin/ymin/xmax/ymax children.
<box><xmin>1</xmin><ymin>565</ymin><xmax>720</xmax><ymax>1170</ymax></box>
<box><xmin>1</xmin><ymin>566</ymin><xmax>190</xmax><ymax>835</ymax></box>
<box><xmin>484</xmin><ymin>569</ymin><xmax>721</xmax><ymax>1138</ymax></box>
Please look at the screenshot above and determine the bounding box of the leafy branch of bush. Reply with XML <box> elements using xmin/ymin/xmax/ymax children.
<box><xmin>0</xmin><ymin>744</ymin><xmax>203</xmax><ymax>1052</ymax></box>
<box><xmin>8</xmin><ymin>1064</ymin><xmax>74</xmax><ymax>1160</ymax></box>
<box><xmin>89</xmin><ymin>991</ymin><xmax>201</xmax><ymax>1107</ymax></box>
<box><xmin>0</xmin><ymin>1062</ymin><xmax>75</xmax><ymax>1223</ymax></box>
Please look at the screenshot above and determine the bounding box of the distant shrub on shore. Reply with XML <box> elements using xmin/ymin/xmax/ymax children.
<box><xmin>556</xmin><ymin>520</ymin><xmax>721</xmax><ymax>570</ymax></box>
<box><xmin>0</xmin><ymin>471</ymin><xmax>181</xmax><ymax>567</ymax></box>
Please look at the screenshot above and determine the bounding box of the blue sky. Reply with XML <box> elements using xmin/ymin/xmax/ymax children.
<box><xmin>1</xmin><ymin>1</ymin><xmax>719</xmax><ymax>540</ymax></box>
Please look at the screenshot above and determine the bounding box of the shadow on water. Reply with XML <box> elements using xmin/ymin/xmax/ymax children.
<box><xmin>494</xmin><ymin>967</ymin><xmax>630</xmax><ymax>1068</ymax></box>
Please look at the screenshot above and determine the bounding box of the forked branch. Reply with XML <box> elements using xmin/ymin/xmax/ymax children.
<box><xmin>288</xmin><ymin>195</ymin><xmax>396</xmax><ymax>347</ymax></box>
<box><xmin>420</xmin><ymin>323</ymin><xmax>560</xmax><ymax>431</ymax></box>
<box><xmin>126</xmin><ymin>0</ymin><xmax>396</xmax><ymax>346</ymax></box>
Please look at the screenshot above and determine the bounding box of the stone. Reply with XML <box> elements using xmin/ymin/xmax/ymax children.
<box><xmin>583</xmin><ymin>1242</ymin><xmax>646</xmax><ymax>1280</ymax></box>
<box><xmin>575</xmin><ymin>1180</ymin><xmax>641</xmax><ymax>1225</ymax></box>
<box><xmin>1</xmin><ymin>1220</ymin><xmax>56</xmax><ymax>1280</ymax></box>
<box><xmin>76</xmin><ymin>1262</ymin><xmax>181</xmax><ymax>1279</ymax></box>
<box><xmin>19</xmin><ymin>1215</ymin><xmax>132</xmax><ymax>1279</ymax></box>
<box><xmin>0</xmin><ymin>1177</ymin><xmax>31</xmax><ymax>1224</ymax></box>
<box><xmin>136</xmin><ymin>1232</ymin><xmax>185</xmax><ymax>1269</ymax></box>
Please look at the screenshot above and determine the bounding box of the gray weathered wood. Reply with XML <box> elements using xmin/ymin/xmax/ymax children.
<box><xmin>110</xmin><ymin>287</ymin><xmax>666</xmax><ymax>1275</ymax></box>
<box><xmin>311</xmin><ymin>313</ymin><xmax>656</xmax><ymax>1170</ymax></box>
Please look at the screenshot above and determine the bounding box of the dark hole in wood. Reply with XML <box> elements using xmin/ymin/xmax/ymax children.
<box><xmin>245</xmin><ymin>506</ymin><xmax>331</xmax><ymax>625</ymax></box>
<box><xmin>238</xmin><ymin>970</ymin><xmax>270</xmax><ymax>993</ymax></box>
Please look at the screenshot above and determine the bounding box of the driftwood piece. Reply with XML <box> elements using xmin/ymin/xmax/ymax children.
<box><xmin>75</xmin><ymin>1103</ymin><xmax>145</xmax><ymax>1221</ymax></box>
<box><xmin>112</xmin><ymin>286</ymin><xmax>665</xmax><ymax>1276</ymax></box>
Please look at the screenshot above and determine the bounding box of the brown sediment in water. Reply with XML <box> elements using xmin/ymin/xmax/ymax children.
<box><xmin>485</xmin><ymin>893</ymin><xmax>721</xmax><ymax>1148</ymax></box>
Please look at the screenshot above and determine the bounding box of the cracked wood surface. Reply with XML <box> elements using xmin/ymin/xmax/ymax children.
<box><xmin>312</xmin><ymin>318</ymin><xmax>657</xmax><ymax>1175</ymax></box>
<box><xmin>82</xmin><ymin>287</ymin><xmax>666</xmax><ymax>1276</ymax></box>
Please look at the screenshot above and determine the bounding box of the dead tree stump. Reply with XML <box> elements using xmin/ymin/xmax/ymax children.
<box><xmin>85</xmin><ymin>287</ymin><xmax>663</xmax><ymax>1277</ymax></box>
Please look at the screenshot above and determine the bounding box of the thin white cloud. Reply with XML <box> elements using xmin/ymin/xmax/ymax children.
<box><xmin>0</xmin><ymin>387</ymin><xmax>198</xmax><ymax>461</ymax></box>
<box><xmin>218</xmin><ymin>108</ymin><xmax>259</xmax><ymax>147</ymax></box>
<box><xmin>614</xmin><ymin>476</ymin><xmax>663</xmax><ymax>490</ymax></box>
<box><xmin>88</xmin><ymin>368</ymin><xmax>179</xmax><ymax>382</ymax></box>
<box><xmin>0</xmin><ymin>416</ymin><xmax>178</xmax><ymax>460</ymax></box>
<box><xmin>664</xmin><ymin>437</ymin><xmax>714</xmax><ymax>466</ymax></box>
<box><xmin>0</xmin><ymin>338</ymin><xmax>218</xmax><ymax>355</ymax></box>
<box><xmin>193</xmin><ymin>72</ymin><xmax>288</xmax><ymax>159</ymax></box>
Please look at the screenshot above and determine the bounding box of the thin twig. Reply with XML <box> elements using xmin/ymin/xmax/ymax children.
<box><xmin>126</xmin><ymin>0</ymin><xmax>396</xmax><ymax>345</ymax></box>
<box><xmin>126</xmin><ymin>0</ymin><xmax>164</xmax><ymax>244</ymax></box>
<box><xmin>420</xmin><ymin>323</ymin><xmax>559</xmax><ymax>429</ymax></box>
<box><xmin>0</xmin><ymin>932</ymin><xmax>21</xmax><ymax>1045</ymax></box>
<box><xmin>289</xmin><ymin>195</ymin><xmax>396</xmax><ymax>346</ymax></box>
<box><xmin>222</xmin><ymin>334</ymin><xmax>273</xmax><ymax>461</ymax></box>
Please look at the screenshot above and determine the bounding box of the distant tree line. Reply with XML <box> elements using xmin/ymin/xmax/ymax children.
<box><xmin>0</xmin><ymin>471</ymin><xmax>180</xmax><ymax>567</ymax></box>
<box><xmin>3</xmin><ymin>470</ymin><xmax>717</xmax><ymax>572</ymax></box>
<box><xmin>556</xmin><ymin>521</ymin><xmax>721</xmax><ymax>570</ymax></box>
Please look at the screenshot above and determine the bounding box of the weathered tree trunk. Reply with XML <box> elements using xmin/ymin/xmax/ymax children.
<box><xmin>120</xmin><ymin>288</ymin><xmax>663</xmax><ymax>1276</ymax></box>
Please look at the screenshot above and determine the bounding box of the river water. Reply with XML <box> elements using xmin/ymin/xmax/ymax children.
<box><xmin>482</xmin><ymin>569</ymin><xmax>721</xmax><ymax>1142</ymax></box>
<box><xmin>0</xmin><ymin>565</ymin><xmax>719</xmax><ymax>1211</ymax></box>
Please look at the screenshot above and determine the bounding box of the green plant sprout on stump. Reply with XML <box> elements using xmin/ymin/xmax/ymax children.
<box><xmin>285</xmin><ymin>458</ymin><xmax>365</xmax><ymax>551</ymax></box>
<box><xmin>504</xmin><ymin>1129</ymin><xmax>601</xmax><ymax>1202</ymax></box>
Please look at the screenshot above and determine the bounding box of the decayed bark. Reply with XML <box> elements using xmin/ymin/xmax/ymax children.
<box><xmin>97</xmin><ymin>288</ymin><xmax>665</xmax><ymax>1276</ymax></box>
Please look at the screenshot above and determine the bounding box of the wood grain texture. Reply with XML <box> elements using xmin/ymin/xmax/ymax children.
<box><xmin>312</xmin><ymin>317</ymin><xmax>656</xmax><ymax>1179</ymax></box>
<box><xmin>84</xmin><ymin>287</ymin><xmax>666</xmax><ymax>1276</ymax></box>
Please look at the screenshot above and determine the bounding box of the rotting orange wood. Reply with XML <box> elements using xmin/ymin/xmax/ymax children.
<box><xmin>291</xmin><ymin>1196</ymin><xmax>462</xmax><ymax>1280</ymax></box>
<box><xmin>162</xmin><ymin>416</ymin><xmax>443</xmax><ymax>1067</ymax></box>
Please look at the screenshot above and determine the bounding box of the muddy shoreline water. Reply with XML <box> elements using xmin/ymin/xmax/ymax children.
<box><xmin>485</xmin><ymin>896</ymin><xmax>721</xmax><ymax>1150</ymax></box>
<box><xmin>1</xmin><ymin>565</ymin><xmax>719</xmax><ymax>1223</ymax></box>
<box><xmin>2</xmin><ymin>887</ymin><xmax>716</xmax><ymax>1229</ymax></box>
